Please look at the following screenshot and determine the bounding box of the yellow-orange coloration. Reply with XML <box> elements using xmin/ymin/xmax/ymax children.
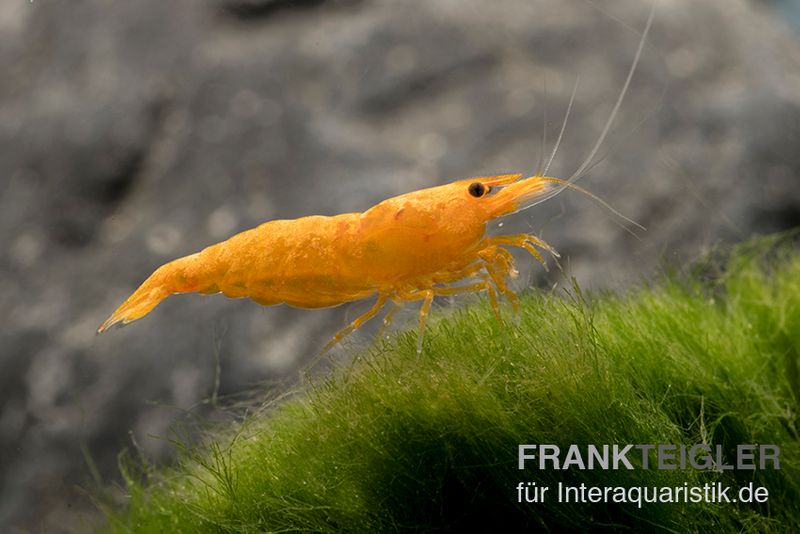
<box><xmin>99</xmin><ymin>2</ymin><xmax>656</xmax><ymax>353</ymax></box>
<box><xmin>97</xmin><ymin>174</ymin><xmax>564</xmax><ymax>350</ymax></box>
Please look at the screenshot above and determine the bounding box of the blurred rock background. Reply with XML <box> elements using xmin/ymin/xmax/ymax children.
<box><xmin>1</xmin><ymin>0</ymin><xmax>800</xmax><ymax>530</ymax></box>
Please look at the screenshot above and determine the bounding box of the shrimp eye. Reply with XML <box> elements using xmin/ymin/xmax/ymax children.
<box><xmin>468</xmin><ymin>182</ymin><xmax>488</xmax><ymax>198</ymax></box>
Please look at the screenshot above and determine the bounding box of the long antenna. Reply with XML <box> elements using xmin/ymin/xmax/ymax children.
<box><xmin>533</xmin><ymin>76</ymin><xmax>548</xmax><ymax>177</ymax></box>
<box><xmin>526</xmin><ymin>0</ymin><xmax>658</xmax><ymax>210</ymax></box>
<box><xmin>542</xmin><ymin>76</ymin><xmax>579</xmax><ymax>178</ymax></box>
<box><xmin>568</xmin><ymin>0</ymin><xmax>657</xmax><ymax>183</ymax></box>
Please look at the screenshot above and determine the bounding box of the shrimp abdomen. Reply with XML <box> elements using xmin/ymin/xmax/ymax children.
<box><xmin>98</xmin><ymin>213</ymin><xmax>376</xmax><ymax>333</ymax></box>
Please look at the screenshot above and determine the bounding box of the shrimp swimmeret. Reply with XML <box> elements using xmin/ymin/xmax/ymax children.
<box><xmin>98</xmin><ymin>3</ymin><xmax>656</xmax><ymax>353</ymax></box>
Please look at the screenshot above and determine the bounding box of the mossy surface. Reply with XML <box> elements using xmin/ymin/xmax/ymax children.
<box><xmin>101</xmin><ymin>233</ymin><xmax>800</xmax><ymax>532</ymax></box>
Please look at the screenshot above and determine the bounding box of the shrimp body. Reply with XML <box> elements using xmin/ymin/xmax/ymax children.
<box><xmin>97</xmin><ymin>173</ymin><xmax>557</xmax><ymax>349</ymax></box>
<box><xmin>99</xmin><ymin>2</ymin><xmax>657</xmax><ymax>352</ymax></box>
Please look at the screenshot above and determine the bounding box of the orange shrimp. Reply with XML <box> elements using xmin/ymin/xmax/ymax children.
<box><xmin>97</xmin><ymin>3</ymin><xmax>656</xmax><ymax>353</ymax></box>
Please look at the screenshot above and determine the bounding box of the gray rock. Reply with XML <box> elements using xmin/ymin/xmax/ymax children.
<box><xmin>1</xmin><ymin>0</ymin><xmax>799</xmax><ymax>530</ymax></box>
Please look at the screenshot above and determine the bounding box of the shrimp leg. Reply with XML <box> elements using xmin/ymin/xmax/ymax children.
<box><xmin>479</xmin><ymin>247</ymin><xmax>521</xmax><ymax>312</ymax></box>
<box><xmin>321</xmin><ymin>293</ymin><xmax>389</xmax><ymax>353</ymax></box>
<box><xmin>396</xmin><ymin>279</ymin><xmax>493</xmax><ymax>353</ymax></box>
<box><xmin>417</xmin><ymin>290</ymin><xmax>434</xmax><ymax>354</ymax></box>
<box><xmin>483</xmin><ymin>233</ymin><xmax>560</xmax><ymax>270</ymax></box>
<box><xmin>436</xmin><ymin>272</ymin><xmax>506</xmax><ymax>322</ymax></box>
<box><xmin>395</xmin><ymin>287</ymin><xmax>434</xmax><ymax>354</ymax></box>
<box><xmin>482</xmin><ymin>274</ymin><xmax>501</xmax><ymax>321</ymax></box>
<box><xmin>376</xmin><ymin>300</ymin><xmax>404</xmax><ymax>340</ymax></box>
<box><xmin>325</xmin><ymin>264</ymin><xmax>491</xmax><ymax>355</ymax></box>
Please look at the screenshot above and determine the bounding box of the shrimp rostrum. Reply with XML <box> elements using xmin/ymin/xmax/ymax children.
<box><xmin>98</xmin><ymin>3</ymin><xmax>656</xmax><ymax>353</ymax></box>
